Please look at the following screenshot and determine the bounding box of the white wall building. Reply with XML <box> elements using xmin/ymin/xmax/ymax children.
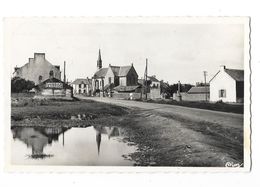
<box><xmin>209</xmin><ymin>66</ymin><xmax>244</xmax><ymax>103</ymax></box>
<box><xmin>71</xmin><ymin>78</ymin><xmax>92</xmax><ymax>95</ymax></box>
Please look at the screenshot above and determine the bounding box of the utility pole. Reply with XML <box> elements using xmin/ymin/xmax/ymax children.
<box><xmin>145</xmin><ymin>58</ymin><xmax>148</xmax><ymax>100</ymax></box>
<box><xmin>203</xmin><ymin>71</ymin><xmax>208</xmax><ymax>101</ymax></box>
<box><xmin>64</xmin><ymin>61</ymin><xmax>66</xmax><ymax>83</ymax></box>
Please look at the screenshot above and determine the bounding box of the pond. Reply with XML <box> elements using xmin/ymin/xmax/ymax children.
<box><xmin>11</xmin><ymin>125</ymin><xmax>137</xmax><ymax>166</ymax></box>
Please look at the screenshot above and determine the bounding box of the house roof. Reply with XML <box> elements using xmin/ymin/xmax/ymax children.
<box><xmin>225</xmin><ymin>69</ymin><xmax>244</xmax><ymax>81</ymax></box>
<box><xmin>188</xmin><ymin>86</ymin><xmax>209</xmax><ymax>94</ymax></box>
<box><xmin>36</xmin><ymin>77</ymin><xmax>72</xmax><ymax>89</ymax></box>
<box><xmin>210</xmin><ymin>68</ymin><xmax>244</xmax><ymax>83</ymax></box>
<box><xmin>94</xmin><ymin>68</ymin><xmax>108</xmax><ymax>78</ymax></box>
<box><xmin>118</xmin><ymin>66</ymin><xmax>132</xmax><ymax>77</ymax></box>
<box><xmin>148</xmin><ymin>76</ymin><xmax>159</xmax><ymax>82</ymax></box>
<box><xmin>113</xmin><ymin>85</ymin><xmax>140</xmax><ymax>92</ymax></box>
<box><xmin>71</xmin><ymin>78</ymin><xmax>91</xmax><ymax>85</ymax></box>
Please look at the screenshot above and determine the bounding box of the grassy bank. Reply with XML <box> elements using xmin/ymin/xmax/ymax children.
<box><xmin>11</xmin><ymin>98</ymin><xmax>129</xmax><ymax>126</ymax></box>
<box><xmin>143</xmin><ymin>99</ymin><xmax>244</xmax><ymax>114</ymax></box>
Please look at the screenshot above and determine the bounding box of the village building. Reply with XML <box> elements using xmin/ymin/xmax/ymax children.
<box><xmin>34</xmin><ymin>74</ymin><xmax>73</xmax><ymax>100</ymax></box>
<box><xmin>180</xmin><ymin>86</ymin><xmax>210</xmax><ymax>101</ymax></box>
<box><xmin>138</xmin><ymin>75</ymin><xmax>168</xmax><ymax>99</ymax></box>
<box><xmin>147</xmin><ymin>76</ymin><xmax>161</xmax><ymax>99</ymax></box>
<box><xmin>209</xmin><ymin>65</ymin><xmax>244</xmax><ymax>103</ymax></box>
<box><xmin>13</xmin><ymin>53</ymin><xmax>61</xmax><ymax>85</ymax></box>
<box><xmin>92</xmin><ymin>49</ymin><xmax>139</xmax><ymax>97</ymax></box>
<box><xmin>71</xmin><ymin>78</ymin><xmax>92</xmax><ymax>95</ymax></box>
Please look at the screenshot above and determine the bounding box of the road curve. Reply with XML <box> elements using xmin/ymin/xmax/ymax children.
<box><xmin>77</xmin><ymin>96</ymin><xmax>243</xmax><ymax>128</ymax></box>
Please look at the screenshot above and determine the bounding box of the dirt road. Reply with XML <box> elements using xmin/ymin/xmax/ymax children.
<box><xmin>78</xmin><ymin>96</ymin><xmax>244</xmax><ymax>167</ymax></box>
<box><xmin>80</xmin><ymin>97</ymin><xmax>243</xmax><ymax>127</ymax></box>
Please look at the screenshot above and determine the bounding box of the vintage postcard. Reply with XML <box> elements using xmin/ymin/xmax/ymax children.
<box><xmin>3</xmin><ymin>17</ymin><xmax>251</xmax><ymax>172</ymax></box>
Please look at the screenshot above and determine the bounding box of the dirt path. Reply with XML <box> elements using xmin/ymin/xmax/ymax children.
<box><xmin>78</xmin><ymin>96</ymin><xmax>244</xmax><ymax>167</ymax></box>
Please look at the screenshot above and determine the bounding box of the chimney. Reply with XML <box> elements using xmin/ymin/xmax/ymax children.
<box><xmin>220</xmin><ymin>65</ymin><xmax>226</xmax><ymax>71</ymax></box>
<box><xmin>131</xmin><ymin>62</ymin><xmax>133</xmax><ymax>66</ymax></box>
<box><xmin>34</xmin><ymin>53</ymin><xmax>45</xmax><ymax>60</ymax></box>
<box><xmin>29</xmin><ymin>58</ymin><xmax>34</xmax><ymax>64</ymax></box>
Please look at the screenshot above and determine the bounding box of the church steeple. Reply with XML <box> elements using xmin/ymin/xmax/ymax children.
<box><xmin>97</xmin><ymin>49</ymin><xmax>102</xmax><ymax>70</ymax></box>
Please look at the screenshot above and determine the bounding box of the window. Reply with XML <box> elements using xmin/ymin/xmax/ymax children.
<box><xmin>79</xmin><ymin>84</ymin><xmax>82</xmax><ymax>88</ymax></box>
<box><xmin>39</xmin><ymin>75</ymin><xmax>43</xmax><ymax>82</ymax></box>
<box><xmin>108</xmin><ymin>77</ymin><xmax>111</xmax><ymax>84</ymax></box>
<box><xmin>79</xmin><ymin>90</ymin><xmax>81</xmax><ymax>94</ymax></box>
<box><xmin>219</xmin><ymin>89</ymin><xmax>226</xmax><ymax>98</ymax></box>
<box><xmin>49</xmin><ymin>70</ymin><xmax>54</xmax><ymax>77</ymax></box>
<box><xmin>84</xmin><ymin>84</ymin><xmax>86</xmax><ymax>88</ymax></box>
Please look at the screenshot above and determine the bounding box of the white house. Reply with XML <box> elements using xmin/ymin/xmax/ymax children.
<box><xmin>209</xmin><ymin>66</ymin><xmax>244</xmax><ymax>103</ymax></box>
<box><xmin>71</xmin><ymin>78</ymin><xmax>92</xmax><ymax>95</ymax></box>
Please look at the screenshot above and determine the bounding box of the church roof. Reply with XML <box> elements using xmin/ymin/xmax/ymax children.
<box><xmin>118</xmin><ymin>66</ymin><xmax>132</xmax><ymax>77</ymax></box>
<box><xmin>94</xmin><ymin>68</ymin><xmax>108</xmax><ymax>78</ymax></box>
<box><xmin>109</xmin><ymin>66</ymin><xmax>120</xmax><ymax>76</ymax></box>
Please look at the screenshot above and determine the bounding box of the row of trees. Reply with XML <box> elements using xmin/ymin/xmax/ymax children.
<box><xmin>11</xmin><ymin>77</ymin><xmax>35</xmax><ymax>93</ymax></box>
<box><xmin>161</xmin><ymin>82</ymin><xmax>193</xmax><ymax>97</ymax></box>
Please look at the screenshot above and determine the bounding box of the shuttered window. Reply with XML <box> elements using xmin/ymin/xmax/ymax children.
<box><xmin>219</xmin><ymin>89</ymin><xmax>226</xmax><ymax>98</ymax></box>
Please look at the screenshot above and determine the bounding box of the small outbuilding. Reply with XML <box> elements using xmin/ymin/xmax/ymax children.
<box><xmin>209</xmin><ymin>66</ymin><xmax>244</xmax><ymax>103</ymax></box>
<box><xmin>34</xmin><ymin>77</ymin><xmax>73</xmax><ymax>100</ymax></box>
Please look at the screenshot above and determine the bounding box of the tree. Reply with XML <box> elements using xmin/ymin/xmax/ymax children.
<box><xmin>11</xmin><ymin>77</ymin><xmax>35</xmax><ymax>93</ymax></box>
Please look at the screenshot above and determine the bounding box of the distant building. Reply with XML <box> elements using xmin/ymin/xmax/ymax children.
<box><xmin>34</xmin><ymin>76</ymin><xmax>73</xmax><ymax>100</ymax></box>
<box><xmin>13</xmin><ymin>53</ymin><xmax>61</xmax><ymax>85</ymax></box>
<box><xmin>71</xmin><ymin>78</ymin><xmax>92</xmax><ymax>95</ymax></box>
<box><xmin>180</xmin><ymin>86</ymin><xmax>210</xmax><ymax>101</ymax></box>
<box><xmin>92</xmin><ymin>49</ymin><xmax>108</xmax><ymax>96</ymax></box>
<box><xmin>138</xmin><ymin>75</ymin><xmax>165</xmax><ymax>99</ymax></box>
<box><xmin>148</xmin><ymin>76</ymin><xmax>161</xmax><ymax>99</ymax></box>
<box><xmin>92</xmin><ymin>49</ymin><xmax>139</xmax><ymax>97</ymax></box>
<box><xmin>209</xmin><ymin>66</ymin><xmax>244</xmax><ymax>103</ymax></box>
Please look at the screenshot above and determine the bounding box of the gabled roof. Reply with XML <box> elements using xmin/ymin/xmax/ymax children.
<box><xmin>118</xmin><ymin>66</ymin><xmax>132</xmax><ymax>77</ymax></box>
<box><xmin>209</xmin><ymin>67</ymin><xmax>244</xmax><ymax>83</ymax></box>
<box><xmin>109</xmin><ymin>66</ymin><xmax>120</xmax><ymax>76</ymax></box>
<box><xmin>36</xmin><ymin>77</ymin><xmax>72</xmax><ymax>89</ymax></box>
<box><xmin>188</xmin><ymin>86</ymin><xmax>209</xmax><ymax>94</ymax></box>
<box><xmin>148</xmin><ymin>76</ymin><xmax>159</xmax><ymax>82</ymax></box>
<box><xmin>71</xmin><ymin>78</ymin><xmax>91</xmax><ymax>85</ymax></box>
<box><xmin>94</xmin><ymin>68</ymin><xmax>108</xmax><ymax>78</ymax></box>
<box><xmin>225</xmin><ymin>69</ymin><xmax>244</xmax><ymax>81</ymax></box>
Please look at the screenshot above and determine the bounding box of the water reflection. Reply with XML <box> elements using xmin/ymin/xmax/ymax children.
<box><xmin>12</xmin><ymin>127</ymin><xmax>69</xmax><ymax>159</ymax></box>
<box><xmin>94</xmin><ymin>126</ymin><xmax>121</xmax><ymax>155</ymax></box>
<box><xmin>11</xmin><ymin>125</ymin><xmax>136</xmax><ymax>165</ymax></box>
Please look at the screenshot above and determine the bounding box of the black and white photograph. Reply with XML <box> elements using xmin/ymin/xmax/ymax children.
<box><xmin>4</xmin><ymin>17</ymin><xmax>250</xmax><ymax>171</ymax></box>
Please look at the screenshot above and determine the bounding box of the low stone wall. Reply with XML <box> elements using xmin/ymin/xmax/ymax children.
<box><xmin>180</xmin><ymin>92</ymin><xmax>210</xmax><ymax>102</ymax></box>
<box><xmin>112</xmin><ymin>92</ymin><xmax>148</xmax><ymax>100</ymax></box>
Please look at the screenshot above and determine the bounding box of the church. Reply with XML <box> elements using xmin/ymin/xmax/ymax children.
<box><xmin>92</xmin><ymin>49</ymin><xmax>139</xmax><ymax>97</ymax></box>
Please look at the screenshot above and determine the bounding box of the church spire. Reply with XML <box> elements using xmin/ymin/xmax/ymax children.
<box><xmin>97</xmin><ymin>49</ymin><xmax>102</xmax><ymax>70</ymax></box>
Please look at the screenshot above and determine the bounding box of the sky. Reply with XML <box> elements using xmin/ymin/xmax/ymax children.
<box><xmin>5</xmin><ymin>18</ymin><xmax>245</xmax><ymax>84</ymax></box>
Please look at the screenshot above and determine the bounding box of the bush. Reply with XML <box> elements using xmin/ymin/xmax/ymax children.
<box><xmin>11</xmin><ymin>77</ymin><xmax>35</xmax><ymax>93</ymax></box>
